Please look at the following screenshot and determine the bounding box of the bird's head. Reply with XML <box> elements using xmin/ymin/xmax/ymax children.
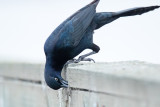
<box><xmin>44</xmin><ymin>68</ymin><xmax>68</xmax><ymax>90</ymax></box>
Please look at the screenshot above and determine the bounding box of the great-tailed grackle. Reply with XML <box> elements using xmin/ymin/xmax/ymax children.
<box><xmin>44</xmin><ymin>0</ymin><xmax>159</xmax><ymax>90</ymax></box>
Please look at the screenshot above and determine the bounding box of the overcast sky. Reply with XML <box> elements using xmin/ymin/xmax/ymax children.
<box><xmin>0</xmin><ymin>0</ymin><xmax>160</xmax><ymax>64</ymax></box>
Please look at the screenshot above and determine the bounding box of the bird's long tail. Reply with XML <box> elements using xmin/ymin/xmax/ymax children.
<box><xmin>114</xmin><ymin>6</ymin><xmax>160</xmax><ymax>17</ymax></box>
<box><xmin>94</xmin><ymin>5</ymin><xmax>159</xmax><ymax>29</ymax></box>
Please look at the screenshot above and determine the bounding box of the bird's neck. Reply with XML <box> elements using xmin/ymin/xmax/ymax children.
<box><xmin>45</xmin><ymin>57</ymin><xmax>62</xmax><ymax>74</ymax></box>
<box><xmin>45</xmin><ymin>56</ymin><xmax>66</xmax><ymax>72</ymax></box>
<box><xmin>45</xmin><ymin>62</ymin><xmax>61</xmax><ymax>77</ymax></box>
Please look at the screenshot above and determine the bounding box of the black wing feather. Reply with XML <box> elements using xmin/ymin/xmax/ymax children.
<box><xmin>57</xmin><ymin>0</ymin><xmax>100</xmax><ymax>48</ymax></box>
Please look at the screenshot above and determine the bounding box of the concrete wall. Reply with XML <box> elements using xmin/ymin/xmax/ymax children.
<box><xmin>0</xmin><ymin>61</ymin><xmax>160</xmax><ymax>107</ymax></box>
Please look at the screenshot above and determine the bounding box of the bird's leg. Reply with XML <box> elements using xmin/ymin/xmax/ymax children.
<box><xmin>64</xmin><ymin>44</ymin><xmax>100</xmax><ymax>65</ymax></box>
<box><xmin>64</xmin><ymin>52</ymin><xmax>95</xmax><ymax>67</ymax></box>
<box><xmin>75</xmin><ymin>44</ymin><xmax>100</xmax><ymax>63</ymax></box>
<box><xmin>75</xmin><ymin>51</ymin><xmax>96</xmax><ymax>63</ymax></box>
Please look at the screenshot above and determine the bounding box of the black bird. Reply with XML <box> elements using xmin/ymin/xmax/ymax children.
<box><xmin>44</xmin><ymin>0</ymin><xmax>159</xmax><ymax>90</ymax></box>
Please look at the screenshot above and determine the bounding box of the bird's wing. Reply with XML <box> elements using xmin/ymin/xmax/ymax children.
<box><xmin>57</xmin><ymin>0</ymin><xmax>100</xmax><ymax>48</ymax></box>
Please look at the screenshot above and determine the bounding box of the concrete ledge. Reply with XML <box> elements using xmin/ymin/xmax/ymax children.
<box><xmin>0</xmin><ymin>61</ymin><xmax>160</xmax><ymax>107</ymax></box>
<box><xmin>0</xmin><ymin>62</ymin><xmax>44</xmax><ymax>81</ymax></box>
<box><xmin>67</xmin><ymin>61</ymin><xmax>160</xmax><ymax>97</ymax></box>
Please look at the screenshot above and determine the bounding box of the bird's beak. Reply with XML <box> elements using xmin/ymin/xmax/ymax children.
<box><xmin>60</xmin><ymin>79</ymin><xmax>68</xmax><ymax>88</ymax></box>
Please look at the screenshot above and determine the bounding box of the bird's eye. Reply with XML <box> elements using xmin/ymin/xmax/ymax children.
<box><xmin>54</xmin><ymin>77</ymin><xmax>58</xmax><ymax>81</ymax></box>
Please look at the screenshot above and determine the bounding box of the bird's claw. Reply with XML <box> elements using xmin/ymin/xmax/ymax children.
<box><xmin>64</xmin><ymin>57</ymin><xmax>95</xmax><ymax>67</ymax></box>
<box><xmin>74</xmin><ymin>56</ymin><xmax>95</xmax><ymax>63</ymax></box>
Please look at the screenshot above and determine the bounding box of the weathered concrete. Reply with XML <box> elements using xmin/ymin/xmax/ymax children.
<box><xmin>0</xmin><ymin>61</ymin><xmax>160</xmax><ymax>107</ymax></box>
<box><xmin>2</xmin><ymin>80</ymin><xmax>48</xmax><ymax>107</ymax></box>
<box><xmin>0</xmin><ymin>62</ymin><xmax>44</xmax><ymax>81</ymax></box>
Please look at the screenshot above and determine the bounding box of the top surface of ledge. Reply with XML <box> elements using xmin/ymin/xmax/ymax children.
<box><xmin>67</xmin><ymin>61</ymin><xmax>160</xmax><ymax>83</ymax></box>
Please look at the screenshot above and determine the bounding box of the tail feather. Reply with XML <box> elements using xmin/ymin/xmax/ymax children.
<box><xmin>115</xmin><ymin>6</ymin><xmax>160</xmax><ymax>17</ymax></box>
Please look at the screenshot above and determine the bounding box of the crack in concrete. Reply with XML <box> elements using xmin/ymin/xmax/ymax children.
<box><xmin>0</xmin><ymin>76</ymin><xmax>41</xmax><ymax>84</ymax></box>
<box><xmin>70</xmin><ymin>87</ymin><xmax>142</xmax><ymax>101</ymax></box>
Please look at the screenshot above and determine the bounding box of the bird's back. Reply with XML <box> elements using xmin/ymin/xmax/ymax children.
<box><xmin>44</xmin><ymin>0</ymin><xmax>100</xmax><ymax>55</ymax></box>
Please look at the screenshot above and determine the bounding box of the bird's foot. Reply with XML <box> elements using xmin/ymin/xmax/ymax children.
<box><xmin>64</xmin><ymin>57</ymin><xmax>95</xmax><ymax>68</ymax></box>
<box><xmin>74</xmin><ymin>56</ymin><xmax>95</xmax><ymax>63</ymax></box>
